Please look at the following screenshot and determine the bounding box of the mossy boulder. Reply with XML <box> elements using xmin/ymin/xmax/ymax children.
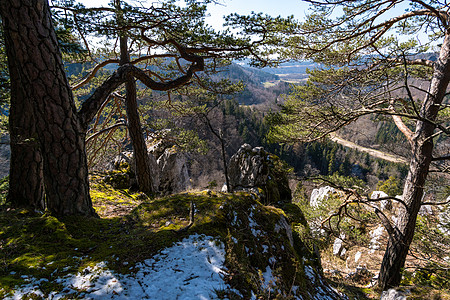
<box><xmin>222</xmin><ymin>194</ymin><xmax>338</xmax><ymax>299</ymax></box>
<box><xmin>1</xmin><ymin>190</ymin><xmax>341</xmax><ymax>299</ymax></box>
<box><xmin>228</xmin><ymin>144</ymin><xmax>292</xmax><ymax>206</ymax></box>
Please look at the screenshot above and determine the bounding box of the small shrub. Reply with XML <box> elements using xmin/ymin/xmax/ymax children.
<box><xmin>376</xmin><ymin>176</ymin><xmax>402</xmax><ymax>196</ymax></box>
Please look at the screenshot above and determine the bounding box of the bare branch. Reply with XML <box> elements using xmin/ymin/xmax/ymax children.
<box><xmin>422</xmin><ymin>198</ymin><xmax>450</xmax><ymax>206</ymax></box>
<box><xmin>432</xmin><ymin>155</ymin><xmax>450</xmax><ymax>161</ymax></box>
<box><xmin>86</xmin><ymin>121</ymin><xmax>127</xmax><ymax>144</ymax></box>
<box><xmin>71</xmin><ymin>59</ymin><xmax>119</xmax><ymax>90</ymax></box>
<box><xmin>299</xmin><ymin>9</ymin><xmax>445</xmax><ymax>55</ymax></box>
<box><xmin>391</xmin><ymin>114</ymin><xmax>414</xmax><ymax>145</ymax></box>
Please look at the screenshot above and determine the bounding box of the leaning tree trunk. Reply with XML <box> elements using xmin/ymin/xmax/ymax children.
<box><xmin>378</xmin><ymin>33</ymin><xmax>450</xmax><ymax>290</ymax></box>
<box><xmin>7</xmin><ymin>54</ymin><xmax>44</xmax><ymax>209</ymax></box>
<box><xmin>117</xmin><ymin>10</ymin><xmax>155</xmax><ymax>194</ymax></box>
<box><xmin>0</xmin><ymin>0</ymin><xmax>96</xmax><ymax>216</ymax></box>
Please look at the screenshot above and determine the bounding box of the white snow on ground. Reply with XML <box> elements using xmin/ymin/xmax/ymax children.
<box><xmin>5</xmin><ymin>234</ymin><xmax>236</xmax><ymax>300</ymax></box>
<box><xmin>248</xmin><ymin>206</ymin><xmax>262</xmax><ymax>237</ymax></box>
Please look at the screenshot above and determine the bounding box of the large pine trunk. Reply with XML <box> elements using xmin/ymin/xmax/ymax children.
<box><xmin>1</xmin><ymin>0</ymin><xmax>96</xmax><ymax>216</ymax></box>
<box><xmin>378</xmin><ymin>33</ymin><xmax>450</xmax><ymax>290</ymax></box>
<box><xmin>7</xmin><ymin>56</ymin><xmax>44</xmax><ymax>209</ymax></box>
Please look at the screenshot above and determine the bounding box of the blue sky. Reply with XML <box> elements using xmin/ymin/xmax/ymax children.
<box><xmin>76</xmin><ymin>0</ymin><xmax>432</xmax><ymax>46</ymax></box>
<box><xmin>78</xmin><ymin>0</ymin><xmax>311</xmax><ymax>29</ymax></box>
<box><xmin>205</xmin><ymin>0</ymin><xmax>309</xmax><ymax>29</ymax></box>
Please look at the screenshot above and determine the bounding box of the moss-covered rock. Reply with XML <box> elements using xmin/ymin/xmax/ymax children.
<box><xmin>0</xmin><ymin>189</ymin><xmax>341</xmax><ymax>299</ymax></box>
<box><xmin>228</xmin><ymin>144</ymin><xmax>292</xmax><ymax>206</ymax></box>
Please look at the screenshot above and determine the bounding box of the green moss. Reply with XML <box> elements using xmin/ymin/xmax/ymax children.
<box><xmin>218</xmin><ymin>193</ymin><xmax>317</xmax><ymax>298</ymax></box>
<box><xmin>0</xmin><ymin>176</ymin><xmax>8</xmax><ymax>206</ymax></box>
<box><xmin>2</xmin><ymin>184</ymin><xmax>325</xmax><ymax>299</ymax></box>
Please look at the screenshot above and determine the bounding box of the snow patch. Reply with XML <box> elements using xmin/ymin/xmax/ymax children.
<box><xmin>5</xmin><ymin>234</ymin><xmax>234</xmax><ymax>300</ymax></box>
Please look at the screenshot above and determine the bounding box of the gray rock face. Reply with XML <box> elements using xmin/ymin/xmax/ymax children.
<box><xmin>109</xmin><ymin>139</ymin><xmax>191</xmax><ymax>194</ymax></box>
<box><xmin>333</xmin><ymin>236</ymin><xmax>346</xmax><ymax>257</ymax></box>
<box><xmin>227</xmin><ymin>144</ymin><xmax>291</xmax><ymax>205</ymax></box>
<box><xmin>157</xmin><ymin>148</ymin><xmax>191</xmax><ymax>194</ymax></box>
<box><xmin>310</xmin><ymin>186</ymin><xmax>336</xmax><ymax>208</ymax></box>
<box><xmin>371</xmin><ymin>190</ymin><xmax>392</xmax><ymax>211</ymax></box>
<box><xmin>0</xmin><ymin>134</ymin><xmax>10</xmax><ymax>179</ymax></box>
<box><xmin>369</xmin><ymin>225</ymin><xmax>385</xmax><ymax>253</ymax></box>
<box><xmin>228</xmin><ymin>144</ymin><xmax>266</xmax><ymax>188</ymax></box>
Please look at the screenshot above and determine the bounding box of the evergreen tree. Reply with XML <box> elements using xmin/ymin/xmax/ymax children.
<box><xmin>267</xmin><ymin>0</ymin><xmax>450</xmax><ymax>290</ymax></box>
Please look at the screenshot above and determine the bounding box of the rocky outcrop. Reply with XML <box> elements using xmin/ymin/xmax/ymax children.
<box><xmin>333</xmin><ymin>234</ymin><xmax>347</xmax><ymax>258</ymax></box>
<box><xmin>223</xmin><ymin>193</ymin><xmax>343</xmax><ymax>299</ymax></box>
<box><xmin>371</xmin><ymin>191</ymin><xmax>392</xmax><ymax>211</ymax></box>
<box><xmin>157</xmin><ymin>148</ymin><xmax>190</xmax><ymax>194</ymax></box>
<box><xmin>380</xmin><ymin>288</ymin><xmax>409</xmax><ymax>300</ymax></box>
<box><xmin>108</xmin><ymin>139</ymin><xmax>191</xmax><ymax>194</ymax></box>
<box><xmin>227</xmin><ymin>144</ymin><xmax>291</xmax><ymax>205</ymax></box>
<box><xmin>310</xmin><ymin>186</ymin><xmax>337</xmax><ymax>208</ymax></box>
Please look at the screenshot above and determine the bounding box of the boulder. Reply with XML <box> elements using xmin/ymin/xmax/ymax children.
<box><xmin>332</xmin><ymin>234</ymin><xmax>347</xmax><ymax>257</ymax></box>
<box><xmin>107</xmin><ymin>140</ymin><xmax>190</xmax><ymax>194</ymax></box>
<box><xmin>369</xmin><ymin>225</ymin><xmax>385</xmax><ymax>253</ymax></box>
<box><xmin>371</xmin><ymin>190</ymin><xmax>392</xmax><ymax>211</ymax></box>
<box><xmin>227</xmin><ymin>144</ymin><xmax>291</xmax><ymax>205</ymax></box>
<box><xmin>310</xmin><ymin>186</ymin><xmax>336</xmax><ymax>208</ymax></box>
<box><xmin>157</xmin><ymin>147</ymin><xmax>191</xmax><ymax>194</ymax></box>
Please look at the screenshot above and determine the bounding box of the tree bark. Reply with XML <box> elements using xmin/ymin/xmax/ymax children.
<box><xmin>117</xmin><ymin>11</ymin><xmax>155</xmax><ymax>193</ymax></box>
<box><xmin>1</xmin><ymin>0</ymin><xmax>204</xmax><ymax>214</ymax></box>
<box><xmin>0</xmin><ymin>0</ymin><xmax>96</xmax><ymax>216</ymax></box>
<box><xmin>7</xmin><ymin>52</ymin><xmax>44</xmax><ymax>209</ymax></box>
<box><xmin>378</xmin><ymin>32</ymin><xmax>450</xmax><ymax>290</ymax></box>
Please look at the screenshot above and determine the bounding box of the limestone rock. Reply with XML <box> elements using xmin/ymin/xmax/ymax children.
<box><xmin>274</xmin><ymin>215</ymin><xmax>294</xmax><ymax>247</ymax></box>
<box><xmin>333</xmin><ymin>238</ymin><xmax>345</xmax><ymax>257</ymax></box>
<box><xmin>157</xmin><ymin>148</ymin><xmax>191</xmax><ymax>194</ymax></box>
<box><xmin>371</xmin><ymin>190</ymin><xmax>392</xmax><ymax>211</ymax></box>
<box><xmin>223</xmin><ymin>194</ymin><xmax>342</xmax><ymax>299</ymax></box>
<box><xmin>227</xmin><ymin>144</ymin><xmax>291</xmax><ymax>205</ymax></box>
<box><xmin>332</xmin><ymin>234</ymin><xmax>347</xmax><ymax>257</ymax></box>
<box><xmin>108</xmin><ymin>141</ymin><xmax>190</xmax><ymax>194</ymax></box>
<box><xmin>310</xmin><ymin>186</ymin><xmax>336</xmax><ymax>208</ymax></box>
<box><xmin>369</xmin><ymin>225</ymin><xmax>385</xmax><ymax>253</ymax></box>
<box><xmin>438</xmin><ymin>196</ymin><xmax>450</xmax><ymax>236</ymax></box>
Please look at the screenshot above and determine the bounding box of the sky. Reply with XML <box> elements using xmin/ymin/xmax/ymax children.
<box><xmin>204</xmin><ymin>0</ymin><xmax>309</xmax><ymax>29</ymax></box>
<box><xmin>75</xmin><ymin>0</ymin><xmax>433</xmax><ymax>48</ymax></box>
<box><xmin>78</xmin><ymin>0</ymin><xmax>311</xmax><ymax>29</ymax></box>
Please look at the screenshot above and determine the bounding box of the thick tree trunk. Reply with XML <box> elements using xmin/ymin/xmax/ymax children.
<box><xmin>0</xmin><ymin>0</ymin><xmax>96</xmax><ymax>216</ymax></box>
<box><xmin>119</xmin><ymin>33</ymin><xmax>155</xmax><ymax>193</ymax></box>
<box><xmin>378</xmin><ymin>33</ymin><xmax>450</xmax><ymax>290</ymax></box>
<box><xmin>7</xmin><ymin>56</ymin><xmax>44</xmax><ymax>209</ymax></box>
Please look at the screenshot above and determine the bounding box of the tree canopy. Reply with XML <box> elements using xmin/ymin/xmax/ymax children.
<box><xmin>265</xmin><ymin>0</ymin><xmax>450</xmax><ymax>290</ymax></box>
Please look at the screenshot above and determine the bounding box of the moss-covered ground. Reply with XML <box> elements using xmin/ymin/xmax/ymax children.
<box><xmin>1</xmin><ymin>174</ymin><xmax>326</xmax><ymax>299</ymax></box>
<box><xmin>2</xmin><ymin>173</ymin><xmax>447</xmax><ymax>299</ymax></box>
